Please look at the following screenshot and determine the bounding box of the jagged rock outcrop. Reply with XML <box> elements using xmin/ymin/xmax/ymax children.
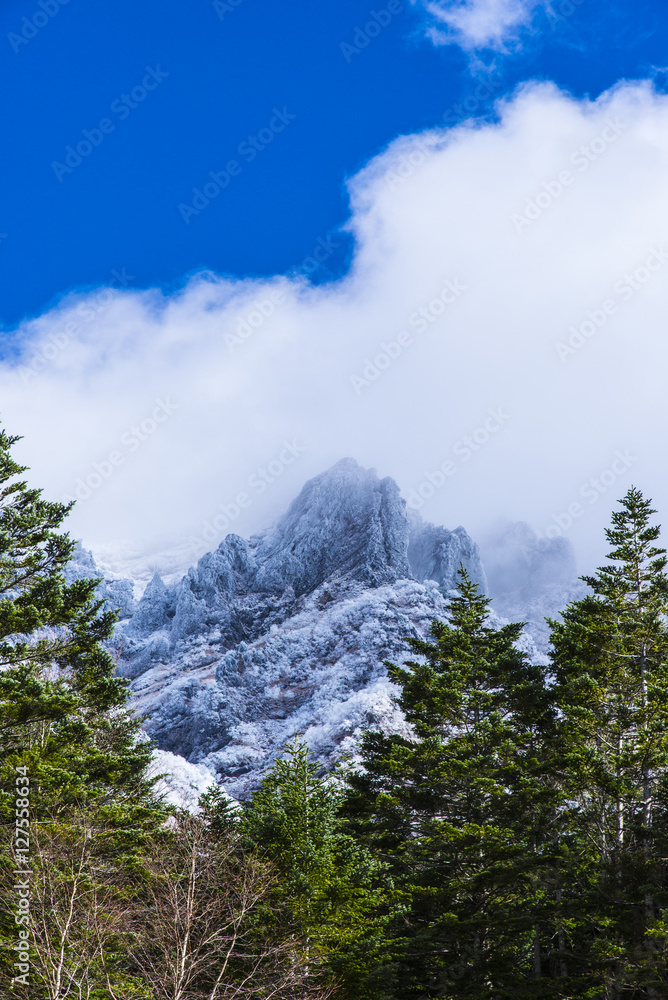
<box><xmin>65</xmin><ymin>542</ymin><xmax>137</xmax><ymax>620</ymax></box>
<box><xmin>250</xmin><ymin>458</ymin><xmax>412</xmax><ymax>594</ymax></box>
<box><xmin>118</xmin><ymin>459</ymin><xmax>486</xmax><ymax>672</ymax></box>
<box><xmin>408</xmin><ymin>516</ymin><xmax>488</xmax><ymax>593</ymax></box>
<box><xmin>130</xmin><ymin>576</ymin><xmax>453</xmax><ymax>797</ymax></box>
<box><xmin>104</xmin><ymin>459</ymin><xmax>492</xmax><ymax>796</ymax></box>
<box><xmin>74</xmin><ymin>461</ymin><xmax>585</xmax><ymax>799</ymax></box>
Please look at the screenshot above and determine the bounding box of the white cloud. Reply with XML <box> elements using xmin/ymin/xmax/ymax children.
<box><xmin>417</xmin><ymin>0</ymin><xmax>545</xmax><ymax>51</ymax></box>
<box><xmin>2</xmin><ymin>80</ymin><xmax>668</xmax><ymax>582</ymax></box>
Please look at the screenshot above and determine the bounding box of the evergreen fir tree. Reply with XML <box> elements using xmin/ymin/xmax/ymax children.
<box><xmin>0</xmin><ymin>422</ymin><xmax>166</xmax><ymax>996</ymax></box>
<box><xmin>549</xmin><ymin>487</ymin><xmax>668</xmax><ymax>994</ymax></box>
<box><xmin>242</xmin><ymin>737</ymin><xmax>389</xmax><ymax>999</ymax></box>
<box><xmin>343</xmin><ymin>570</ymin><xmax>561</xmax><ymax>998</ymax></box>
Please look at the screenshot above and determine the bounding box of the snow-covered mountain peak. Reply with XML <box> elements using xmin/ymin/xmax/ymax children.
<box><xmin>72</xmin><ymin>460</ymin><xmax>582</xmax><ymax>798</ymax></box>
<box><xmin>247</xmin><ymin>457</ymin><xmax>411</xmax><ymax>595</ymax></box>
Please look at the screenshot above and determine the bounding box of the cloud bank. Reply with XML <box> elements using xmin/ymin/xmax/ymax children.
<box><xmin>3</xmin><ymin>80</ymin><xmax>668</xmax><ymax>583</ymax></box>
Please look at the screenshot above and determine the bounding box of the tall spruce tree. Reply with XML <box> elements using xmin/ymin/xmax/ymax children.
<box><xmin>549</xmin><ymin>487</ymin><xmax>668</xmax><ymax>994</ymax></box>
<box><xmin>0</xmin><ymin>423</ymin><xmax>166</xmax><ymax>997</ymax></box>
<box><xmin>241</xmin><ymin>738</ymin><xmax>389</xmax><ymax>999</ymax></box>
<box><xmin>343</xmin><ymin>570</ymin><xmax>561</xmax><ymax>998</ymax></box>
<box><xmin>0</xmin><ymin>424</ymin><xmax>160</xmax><ymax>823</ymax></box>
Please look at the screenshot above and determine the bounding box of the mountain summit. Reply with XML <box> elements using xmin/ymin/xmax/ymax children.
<box><xmin>102</xmin><ymin>459</ymin><xmax>491</xmax><ymax>795</ymax></box>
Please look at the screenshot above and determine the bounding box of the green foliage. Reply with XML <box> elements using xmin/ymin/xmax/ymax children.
<box><xmin>0</xmin><ymin>422</ymin><xmax>166</xmax><ymax>996</ymax></box>
<box><xmin>0</xmin><ymin>426</ymin><xmax>116</xmax><ymax>679</ymax></box>
<box><xmin>243</xmin><ymin>738</ymin><xmax>390</xmax><ymax>997</ymax></box>
<box><xmin>4</xmin><ymin>415</ymin><xmax>668</xmax><ymax>998</ymax></box>
<box><xmin>549</xmin><ymin>486</ymin><xmax>668</xmax><ymax>992</ymax></box>
<box><xmin>0</xmin><ymin>424</ymin><xmax>159</xmax><ymax>827</ymax></box>
<box><xmin>0</xmin><ymin>422</ymin><xmax>335</xmax><ymax>999</ymax></box>
<box><xmin>338</xmin><ymin>497</ymin><xmax>668</xmax><ymax>996</ymax></box>
<box><xmin>343</xmin><ymin>570</ymin><xmax>563</xmax><ymax>997</ymax></box>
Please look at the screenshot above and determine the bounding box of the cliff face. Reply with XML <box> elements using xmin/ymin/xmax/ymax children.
<box><xmin>408</xmin><ymin>517</ymin><xmax>488</xmax><ymax>595</ymax></box>
<box><xmin>103</xmin><ymin>459</ymin><xmax>488</xmax><ymax>796</ymax></box>
<box><xmin>73</xmin><ymin>459</ymin><xmax>584</xmax><ymax>798</ymax></box>
<box><xmin>65</xmin><ymin>543</ymin><xmax>137</xmax><ymax>620</ymax></box>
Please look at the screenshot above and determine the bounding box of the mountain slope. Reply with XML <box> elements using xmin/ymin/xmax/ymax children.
<box><xmin>74</xmin><ymin>459</ymin><xmax>584</xmax><ymax>798</ymax></box>
<box><xmin>108</xmin><ymin>459</ymin><xmax>492</xmax><ymax>796</ymax></box>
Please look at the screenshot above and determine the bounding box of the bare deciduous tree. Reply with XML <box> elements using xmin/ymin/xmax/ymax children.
<box><xmin>124</xmin><ymin>811</ymin><xmax>335</xmax><ymax>1000</ymax></box>
<box><xmin>1</xmin><ymin>805</ymin><xmax>336</xmax><ymax>999</ymax></box>
<box><xmin>1</xmin><ymin>807</ymin><xmax>137</xmax><ymax>1000</ymax></box>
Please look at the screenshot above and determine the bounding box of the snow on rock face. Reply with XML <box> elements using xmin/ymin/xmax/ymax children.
<box><xmin>146</xmin><ymin>749</ymin><xmax>220</xmax><ymax>812</ymax></box>
<box><xmin>408</xmin><ymin>517</ymin><xmax>488</xmax><ymax>594</ymax></box>
<box><xmin>97</xmin><ymin>459</ymin><xmax>564</xmax><ymax>798</ymax></box>
<box><xmin>129</xmin><ymin>577</ymin><xmax>449</xmax><ymax>799</ymax></box>
<box><xmin>65</xmin><ymin>542</ymin><xmax>137</xmax><ymax>620</ymax></box>
<box><xmin>251</xmin><ymin>458</ymin><xmax>412</xmax><ymax>595</ymax></box>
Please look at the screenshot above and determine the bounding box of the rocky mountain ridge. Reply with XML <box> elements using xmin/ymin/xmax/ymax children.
<box><xmin>73</xmin><ymin>459</ymin><xmax>581</xmax><ymax>798</ymax></box>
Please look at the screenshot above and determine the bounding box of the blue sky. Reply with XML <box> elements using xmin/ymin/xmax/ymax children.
<box><xmin>1</xmin><ymin>0</ymin><xmax>665</xmax><ymax>329</ymax></box>
<box><xmin>2</xmin><ymin>0</ymin><xmax>668</xmax><ymax>580</ymax></box>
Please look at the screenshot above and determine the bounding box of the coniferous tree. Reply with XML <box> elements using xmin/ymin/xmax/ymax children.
<box><xmin>343</xmin><ymin>570</ymin><xmax>562</xmax><ymax>998</ymax></box>
<box><xmin>0</xmin><ymin>423</ymin><xmax>161</xmax><ymax>829</ymax></box>
<box><xmin>549</xmin><ymin>487</ymin><xmax>668</xmax><ymax>994</ymax></box>
<box><xmin>124</xmin><ymin>808</ymin><xmax>335</xmax><ymax>1000</ymax></box>
<box><xmin>242</xmin><ymin>738</ymin><xmax>388</xmax><ymax>998</ymax></box>
<box><xmin>0</xmin><ymin>423</ymin><xmax>166</xmax><ymax>997</ymax></box>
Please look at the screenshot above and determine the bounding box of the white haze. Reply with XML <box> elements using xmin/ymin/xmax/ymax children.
<box><xmin>418</xmin><ymin>0</ymin><xmax>545</xmax><ymax>51</ymax></box>
<box><xmin>2</xmin><ymin>80</ymin><xmax>668</xmax><ymax>584</ymax></box>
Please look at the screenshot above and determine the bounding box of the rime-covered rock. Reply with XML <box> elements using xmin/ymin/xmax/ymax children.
<box><xmin>129</xmin><ymin>577</ymin><xmax>452</xmax><ymax>798</ymax></box>
<box><xmin>408</xmin><ymin>517</ymin><xmax>487</xmax><ymax>593</ymax></box>
<box><xmin>65</xmin><ymin>542</ymin><xmax>137</xmax><ymax>620</ymax></box>
<box><xmin>81</xmin><ymin>460</ymin><xmax>576</xmax><ymax>798</ymax></box>
<box><xmin>104</xmin><ymin>460</ymin><xmax>493</xmax><ymax>794</ymax></box>
<box><xmin>146</xmin><ymin>749</ymin><xmax>221</xmax><ymax>812</ymax></box>
<box><xmin>252</xmin><ymin>462</ymin><xmax>411</xmax><ymax>594</ymax></box>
